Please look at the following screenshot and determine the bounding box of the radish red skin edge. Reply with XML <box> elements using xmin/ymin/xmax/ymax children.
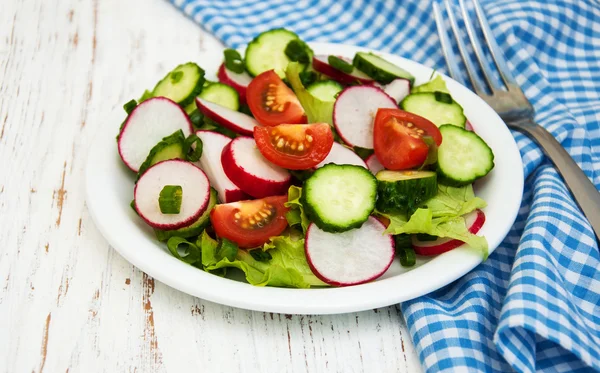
<box><xmin>412</xmin><ymin>209</ymin><xmax>486</xmax><ymax>256</ymax></box>
<box><xmin>305</xmin><ymin>217</ymin><xmax>395</xmax><ymax>287</ymax></box>
<box><xmin>312</xmin><ymin>55</ymin><xmax>374</xmax><ymax>86</ymax></box>
<box><xmin>221</xmin><ymin>138</ymin><xmax>292</xmax><ymax>198</ymax></box>
<box><xmin>217</xmin><ymin>63</ymin><xmax>249</xmax><ymax>105</ymax></box>
<box><xmin>195</xmin><ymin>97</ymin><xmax>258</xmax><ymax>136</ymax></box>
<box><xmin>134</xmin><ymin>159</ymin><xmax>211</xmax><ymax>230</ymax></box>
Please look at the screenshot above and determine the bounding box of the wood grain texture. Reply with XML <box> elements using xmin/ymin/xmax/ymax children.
<box><xmin>0</xmin><ymin>0</ymin><xmax>422</xmax><ymax>372</ymax></box>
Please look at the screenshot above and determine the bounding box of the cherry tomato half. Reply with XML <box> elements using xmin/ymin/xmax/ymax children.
<box><xmin>247</xmin><ymin>70</ymin><xmax>307</xmax><ymax>126</ymax></box>
<box><xmin>373</xmin><ymin>108</ymin><xmax>442</xmax><ymax>170</ymax></box>
<box><xmin>210</xmin><ymin>196</ymin><xmax>289</xmax><ymax>248</ymax></box>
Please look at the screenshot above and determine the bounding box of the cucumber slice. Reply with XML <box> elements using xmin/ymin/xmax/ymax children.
<box><xmin>353</xmin><ymin>52</ymin><xmax>415</xmax><ymax>85</ymax></box>
<box><xmin>137</xmin><ymin>130</ymin><xmax>186</xmax><ymax>177</ymax></box>
<box><xmin>302</xmin><ymin>164</ymin><xmax>377</xmax><ymax>233</ymax></box>
<box><xmin>306</xmin><ymin>80</ymin><xmax>343</xmax><ymax>102</ymax></box>
<box><xmin>245</xmin><ymin>28</ymin><xmax>307</xmax><ymax>78</ymax></box>
<box><xmin>199</xmin><ymin>83</ymin><xmax>240</xmax><ymax>111</ymax></box>
<box><xmin>400</xmin><ymin>92</ymin><xmax>466</xmax><ymax>128</ymax></box>
<box><xmin>154</xmin><ymin>188</ymin><xmax>217</xmax><ymax>241</ymax></box>
<box><xmin>375</xmin><ymin>170</ymin><xmax>437</xmax><ymax>214</ymax></box>
<box><xmin>152</xmin><ymin>62</ymin><xmax>205</xmax><ymax>107</ymax></box>
<box><xmin>437</xmin><ymin>125</ymin><xmax>494</xmax><ymax>186</ymax></box>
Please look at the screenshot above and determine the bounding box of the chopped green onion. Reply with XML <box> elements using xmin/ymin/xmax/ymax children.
<box><xmin>183</xmin><ymin>134</ymin><xmax>203</xmax><ymax>162</ymax></box>
<box><xmin>167</xmin><ymin>237</ymin><xmax>201</xmax><ymax>264</ymax></box>
<box><xmin>394</xmin><ymin>234</ymin><xmax>412</xmax><ymax>249</ymax></box>
<box><xmin>189</xmin><ymin>109</ymin><xmax>204</xmax><ymax>129</ymax></box>
<box><xmin>250</xmin><ymin>249</ymin><xmax>272</xmax><ymax>262</ymax></box>
<box><xmin>397</xmin><ymin>246</ymin><xmax>416</xmax><ymax>267</ymax></box>
<box><xmin>434</xmin><ymin>91</ymin><xmax>453</xmax><ymax>104</ymax></box>
<box><xmin>285</xmin><ymin>40</ymin><xmax>310</xmax><ymax>64</ymax></box>
<box><xmin>130</xmin><ymin>199</ymin><xmax>138</xmax><ymax>214</ymax></box>
<box><xmin>353</xmin><ymin>146</ymin><xmax>374</xmax><ymax>161</ymax></box>
<box><xmin>416</xmin><ymin>233</ymin><xmax>438</xmax><ymax>242</ymax></box>
<box><xmin>123</xmin><ymin>99</ymin><xmax>137</xmax><ymax>114</ymax></box>
<box><xmin>328</xmin><ymin>55</ymin><xmax>354</xmax><ymax>74</ymax></box>
<box><xmin>170</xmin><ymin>71</ymin><xmax>184</xmax><ymax>84</ymax></box>
<box><xmin>299</xmin><ymin>70</ymin><xmax>318</xmax><ymax>87</ymax></box>
<box><xmin>159</xmin><ymin>185</ymin><xmax>183</xmax><ymax>214</ymax></box>
<box><xmin>224</xmin><ymin>48</ymin><xmax>244</xmax><ymax>74</ymax></box>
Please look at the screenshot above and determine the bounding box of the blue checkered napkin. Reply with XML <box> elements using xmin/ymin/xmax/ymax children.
<box><xmin>169</xmin><ymin>0</ymin><xmax>600</xmax><ymax>371</ymax></box>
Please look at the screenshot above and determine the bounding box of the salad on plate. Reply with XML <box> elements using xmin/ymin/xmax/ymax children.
<box><xmin>115</xmin><ymin>28</ymin><xmax>495</xmax><ymax>289</ymax></box>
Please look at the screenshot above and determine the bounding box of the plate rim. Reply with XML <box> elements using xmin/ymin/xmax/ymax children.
<box><xmin>85</xmin><ymin>41</ymin><xmax>524</xmax><ymax>315</ymax></box>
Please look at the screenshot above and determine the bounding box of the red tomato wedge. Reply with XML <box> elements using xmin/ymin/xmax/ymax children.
<box><xmin>247</xmin><ymin>70</ymin><xmax>307</xmax><ymax>126</ymax></box>
<box><xmin>210</xmin><ymin>196</ymin><xmax>289</xmax><ymax>248</ymax></box>
<box><xmin>373</xmin><ymin>108</ymin><xmax>442</xmax><ymax>170</ymax></box>
<box><xmin>254</xmin><ymin>123</ymin><xmax>334</xmax><ymax>170</ymax></box>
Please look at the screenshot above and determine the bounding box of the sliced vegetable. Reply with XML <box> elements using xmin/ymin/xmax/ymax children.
<box><xmin>366</xmin><ymin>153</ymin><xmax>385</xmax><ymax>175</ymax></box>
<box><xmin>151</xmin><ymin>62</ymin><xmax>205</xmax><ymax>107</ymax></box>
<box><xmin>217</xmin><ymin>63</ymin><xmax>252</xmax><ymax>105</ymax></box>
<box><xmin>223</xmin><ymin>48</ymin><xmax>244</xmax><ymax>74</ymax></box>
<box><xmin>154</xmin><ymin>188</ymin><xmax>217</xmax><ymax>241</ymax></box>
<box><xmin>123</xmin><ymin>99</ymin><xmax>137</xmax><ymax>114</ymax></box>
<box><xmin>137</xmin><ymin>130</ymin><xmax>186</xmax><ymax>177</ymax></box>
<box><xmin>316</xmin><ymin>142</ymin><xmax>367</xmax><ymax>169</ymax></box>
<box><xmin>221</xmin><ymin>136</ymin><xmax>292</xmax><ymax>198</ymax></box>
<box><xmin>284</xmin><ymin>39</ymin><xmax>311</xmax><ymax>64</ymax></box>
<box><xmin>305</xmin><ymin>216</ymin><xmax>394</xmax><ymax>286</ymax></box>
<box><xmin>254</xmin><ymin>123</ymin><xmax>334</xmax><ymax>170</ymax></box>
<box><xmin>134</xmin><ymin>160</ymin><xmax>210</xmax><ymax>230</ymax></box>
<box><xmin>244</xmin><ymin>28</ymin><xmax>307</xmax><ymax>78</ymax></box>
<box><xmin>312</xmin><ymin>55</ymin><xmax>374</xmax><ymax>85</ymax></box>
<box><xmin>118</xmin><ymin>97</ymin><xmax>193</xmax><ymax>172</ymax></box>
<box><xmin>159</xmin><ymin>185</ymin><xmax>183</xmax><ymax>214</ymax></box>
<box><xmin>247</xmin><ymin>70</ymin><xmax>306</xmax><ymax>126</ymax></box>
<box><xmin>353</xmin><ymin>52</ymin><xmax>415</xmax><ymax>85</ymax></box>
<box><xmin>198</xmin><ymin>82</ymin><xmax>240</xmax><ymax>111</ymax></box>
<box><xmin>373</xmin><ymin>108</ymin><xmax>442</xmax><ymax>170</ymax></box>
<box><xmin>375</xmin><ymin>170</ymin><xmax>438</xmax><ymax>214</ymax></box>
<box><xmin>412</xmin><ymin>209</ymin><xmax>485</xmax><ymax>256</ymax></box>
<box><xmin>333</xmin><ymin>85</ymin><xmax>397</xmax><ymax>149</ymax></box>
<box><xmin>182</xmin><ymin>133</ymin><xmax>202</xmax><ymax>162</ymax></box>
<box><xmin>195</xmin><ymin>97</ymin><xmax>259</xmax><ymax>136</ymax></box>
<box><xmin>210</xmin><ymin>196</ymin><xmax>289</xmax><ymax>248</ymax></box>
<box><xmin>306</xmin><ymin>80</ymin><xmax>343</xmax><ymax>102</ymax></box>
<box><xmin>194</xmin><ymin>130</ymin><xmax>249</xmax><ymax>203</ymax></box>
<box><xmin>302</xmin><ymin>164</ymin><xmax>377</xmax><ymax>232</ymax></box>
<box><xmin>400</xmin><ymin>92</ymin><xmax>466</xmax><ymax>128</ymax></box>
<box><xmin>327</xmin><ymin>55</ymin><xmax>354</xmax><ymax>73</ymax></box>
<box><xmin>412</xmin><ymin>75</ymin><xmax>449</xmax><ymax>94</ymax></box>
<box><xmin>381</xmin><ymin>78</ymin><xmax>411</xmax><ymax>104</ymax></box>
<box><xmin>436</xmin><ymin>124</ymin><xmax>495</xmax><ymax>186</ymax></box>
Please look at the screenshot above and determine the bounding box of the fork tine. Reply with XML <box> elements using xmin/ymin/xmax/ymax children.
<box><xmin>458</xmin><ymin>0</ymin><xmax>499</xmax><ymax>92</ymax></box>
<box><xmin>433</xmin><ymin>2</ymin><xmax>465</xmax><ymax>84</ymax></box>
<box><xmin>470</xmin><ymin>0</ymin><xmax>517</xmax><ymax>87</ymax></box>
<box><xmin>444</xmin><ymin>0</ymin><xmax>487</xmax><ymax>95</ymax></box>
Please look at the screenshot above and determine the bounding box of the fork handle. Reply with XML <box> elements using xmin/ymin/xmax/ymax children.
<box><xmin>517</xmin><ymin>122</ymin><xmax>600</xmax><ymax>243</ymax></box>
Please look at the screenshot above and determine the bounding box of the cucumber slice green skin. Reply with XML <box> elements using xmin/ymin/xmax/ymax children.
<box><xmin>154</xmin><ymin>188</ymin><xmax>217</xmax><ymax>241</ymax></box>
<box><xmin>245</xmin><ymin>28</ymin><xmax>308</xmax><ymax>78</ymax></box>
<box><xmin>353</xmin><ymin>52</ymin><xmax>415</xmax><ymax>85</ymax></box>
<box><xmin>375</xmin><ymin>170</ymin><xmax>438</xmax><ymax>214</ymax></box>
<box><xmin>198</xmin><ymin>83</ymin><xmax>240</xmax><ymax>111</ymax></box>
<box><xmin>152</xmin><ymin>62</ymin><xmax>205</xmax><ymax>108</ymax></box>
<box><xmin>137</xmin><ymin>130</ymin><xmax>186</xmax><ymax>178</ymax></box>
<box><xmin>400</xmin><ymin>92</ymin><xmax>466</xmax><ymax>128</ymax></box>
<box><xmin>302</xmin><ymin>164</ymin><xmax>377</xmax><ymax>233</ymax></box>
<box><xmin>437</xmin><ymin>125</ymin><xmax>495</xmax><ymax>186</ymax></box>
<box><xmin>306</xmin><ymin>80</ymin><xmax>343</xmax><ymax>102</ymax></box>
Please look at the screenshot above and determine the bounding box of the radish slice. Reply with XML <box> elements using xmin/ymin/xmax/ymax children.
<box><xmin>134</xmin><ymin>159</ymin><xmax>210</xmax><ymax>230</ymax></box>
<box><xmin>381</xmin><ymin>79</ymin><xmax>410</xmax><ymax>104</ymax></box>
<box><xmin>312</xmin><ymin>55</ymin><xmax>374</xmax><ymax>85</ymax></box>
<box><xmin>365</xmin><ymin>154</ymin><xmax>385</xmax><ymax>175</ymax></box>
<box><xmin>333</xmin><ymin>86</ymin><xmax>397</xmax><ymax>149</ymax></box>
<box><xmin>195</xmin><ymin>97</ymin><xmax>259</xmax><ymax>136</ymax></box>
<box><xmin>305</xmin><ymin>217</ymin><xmax>395</xmax><ymax>286</ymax></box>
<box><xmin>412</xmin><ymin>209</ymin><xmax>486</xmax><ymax>256</ymax></box>
<box><xmin>316</xmin><ymin>142</ymin><xmax>367</xmax><ymax>169</ymax></box>
<box><xmin>194</xmin><ymin>130</ymin><xmax>250</xmax><ymax>203</ymax></box>
<box><xmin>221</xmin><ymin>137</ymin><xmax>292</xmax><ymax>198</ymax></box>
<box><xmin>465</xmin><ymin>120</ymin><xmax>474</xmax><ymax>131</ymax></box>
<box><xmin>217</xmin><ymin>63</ymin><xmax>252</xmax><ymax>105</ymax></box>
<box><xmin>118</xmin><ymin>97</ymin><xmax>193</xmax><ymax>172</ymax></box>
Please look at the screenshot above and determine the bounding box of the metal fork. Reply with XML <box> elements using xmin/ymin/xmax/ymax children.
<box><xmin>434</xmin><ymin>0</ymin><xmax>600</xmax><ymax>242</ymax></box>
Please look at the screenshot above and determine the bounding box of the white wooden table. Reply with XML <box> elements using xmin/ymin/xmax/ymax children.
<box><xmin>0</xmin><ymin>0</ymin><xmax>422</xmax><ymax>371</ymax></box>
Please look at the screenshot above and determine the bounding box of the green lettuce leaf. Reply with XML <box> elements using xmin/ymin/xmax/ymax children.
<box><xmin>382</xmin><ymin>184</ymin><xmax>489</xmax><ymax>259</ymax></box>
<box><xmin>412</xmin><ymin>74</ymin><xmax>449</xmax><ymax>94</ymax></box>
<box><xmin>284</xmin><ymin>186</ymin><xmax>310</xmax><ymax>234</ymax></box>
<box><xmin>286</xmin><ymin>62</ymin><xmax>334</xmax><ymax>125</ymax></box>
<box><xmin>205</xmin><ymin>235</ymin><xmax>327</xmax><ymax>288</ymax></box>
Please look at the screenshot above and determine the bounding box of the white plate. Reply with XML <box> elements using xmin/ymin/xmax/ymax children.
<box><xmin>85</xmin><ymin>42</ymin><xmax>523</xmax><ymax>315</ymax></box>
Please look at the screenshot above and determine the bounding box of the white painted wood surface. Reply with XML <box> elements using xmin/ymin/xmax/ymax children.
<box><xmin>0</xmin><ymin>0</ymin><xmax>422</xmax><ymax>371</ymax></box>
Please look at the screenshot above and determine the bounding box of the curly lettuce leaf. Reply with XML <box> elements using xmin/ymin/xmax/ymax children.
<box><xmin>286</xmin><ymin>62</ymin><xmax>334</xmax><ymax>125</ymax></box>
<box><xmin>284</xmin><ymin>186</ymin><xmax>310</xmax><ymax>234</ymax></box>
<box><xmin>382</xmin><ymin>184</ymin><xmax>489</xmax><ymax>259</ymax></box>
<box><xmin>203</xmin><ymin>234</ymin><xmax>327</xmax><ymax>288</ymax></box>
<box><xmin>412</xmin><ymin>74</ymin><xmax>449</xmax><ymax>94</ymax></box>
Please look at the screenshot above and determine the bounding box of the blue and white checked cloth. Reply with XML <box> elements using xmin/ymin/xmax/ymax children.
<box><xmin>169</xmin><ymin>0</ymin><xmax>600</xmax><ymax>371</ymax></box>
